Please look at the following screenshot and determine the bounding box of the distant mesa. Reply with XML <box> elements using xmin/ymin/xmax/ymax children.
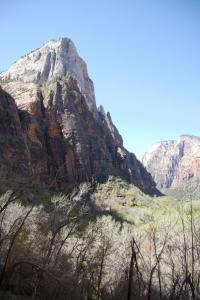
<box><xmin>142</xmin><ymin>134</ymin><xmax>200</xmax><ymax>190</ymax></box>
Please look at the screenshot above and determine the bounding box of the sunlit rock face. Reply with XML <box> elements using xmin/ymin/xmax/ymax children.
<box><xmin>1</xmin><ymin>38</ymin><xmax>96</xmax><ymax>112</ymax></box>
<box><xmin>0</xmin><ymin>38</ymin><xmax>159</xmax><ymax>195</ymax></box>
<box><xmin>142</xmin><ymin>135</ymin><xmax>200</xmax><ymax>190</ymax></box>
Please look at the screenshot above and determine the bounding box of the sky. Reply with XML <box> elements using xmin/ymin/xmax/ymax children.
<box><xmin>1</xmin><ymin>0</ymin><xmax>200</xmax><ymax>159</ymax></box>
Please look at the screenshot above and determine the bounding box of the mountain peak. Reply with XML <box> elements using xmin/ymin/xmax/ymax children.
<box><xmin>1</xmin><ymin>37</ymin><xmax>77</xmax><ymax>81</ymax></box>
<box><xmin>179</xmin><ymin>134</ymin><xmax>200</xmax><ymax>142</ymax></box>
<box><xmin>0</xmin><ymin>38</ymin><xmax>160</xmax><ymax>196</ymax></box>
<box><xmin>0</xmin><ymin>37</ymin><xmax>96</xmax><ymax>111</ymax></box>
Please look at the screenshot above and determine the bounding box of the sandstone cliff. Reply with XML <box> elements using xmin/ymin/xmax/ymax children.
<box><xmin>0</xmin><ymin>38</ymin><xmax>159</xmax><ymax>195</ymax></box>
<box><xmin>142</xmin><ymin>135</ymin><xmax>200</xmax><ymax>190</ymax></box>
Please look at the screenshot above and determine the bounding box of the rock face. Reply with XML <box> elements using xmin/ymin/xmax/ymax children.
<box><xmin>0</xmin><ymin>88</ymin><xmax>30</xmax><ymax>180</ymax></box>
<box><xmin>0</xmin><ymin>38</ymin><xmax>159</xmax><ymax>195</ymax></box>
<box><xmin>142</xmin><ymin>135</ymin><xmax>200</xmax><ymax>190</ymax></box>
<box><xmin>1</xmin><ymin>38</ymin><xmax>95</xmax><ymax>111</ymax></box>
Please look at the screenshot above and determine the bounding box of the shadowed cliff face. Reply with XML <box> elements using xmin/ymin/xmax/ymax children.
<box><xmin>0</xmin><ymin>88</ymin><xmax>31</xmax><ymax>179</ymax></box>
<box><xmin>0</xmin><ymin>38</ymin><xmax>159</xmax><ymax>195</ymax></box>
<box><xmin>142</xmin><ymin>135</ymin><xmax>200</xmax><ymax>190</ymax></box>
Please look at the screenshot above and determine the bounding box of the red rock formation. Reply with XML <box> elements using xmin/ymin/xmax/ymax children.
<box><xmin>0</xmin><ymin>38</ymin><xmax>159</xmax><ymax>195</ymax></box>
<box><xmin>143</xmin><ymin>135</ymin><xmax>200</xmax><ymax>190</ymax></box>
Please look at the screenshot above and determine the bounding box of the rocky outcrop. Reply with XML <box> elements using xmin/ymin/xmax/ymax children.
<box><xmin>142</xmin><ymin>135</ymin><xmax>200</xmax><ymax>190</ymax></box>
<box><xmin>0</xmin><ymin>38</ymin><xmax>96</xmax><ymax>112</ymax></box>
<box><xmin>0</xmin><ymin>38</ymin><xmax>159</xmax><ymax>195</ymax></box>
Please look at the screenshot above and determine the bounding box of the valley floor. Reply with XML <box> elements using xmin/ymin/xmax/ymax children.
<box><xmin>0</xmin><ymin>177</ymin><xmax>200</xmax><ymax>299</ymax></box>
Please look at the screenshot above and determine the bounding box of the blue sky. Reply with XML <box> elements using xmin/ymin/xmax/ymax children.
<box><xmin>1</xmin><ymin>0</ymin><xmax>200</xmax><ymax>158</ymax></box>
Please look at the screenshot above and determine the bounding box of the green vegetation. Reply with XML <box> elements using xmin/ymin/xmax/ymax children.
<box><xmin>113</xmin><ymin>194</ymin><xmax>200</xmax><ymax>227</ymax></box>
<box><xmin>93</xmin><ymin>176</ymin><xmax>200</xmax><ymax>229</ymax></box>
